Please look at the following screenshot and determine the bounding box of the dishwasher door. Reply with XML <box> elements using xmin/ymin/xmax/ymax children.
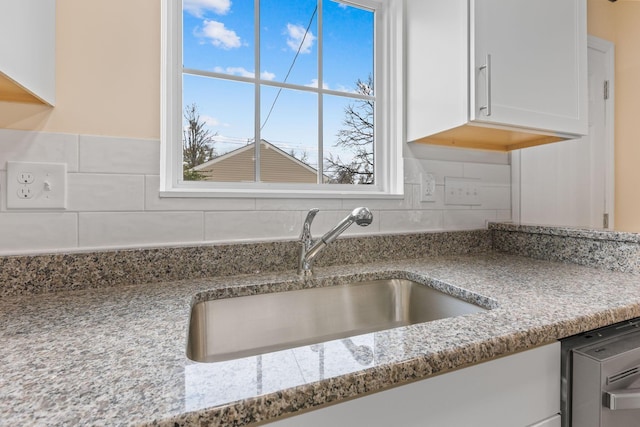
<box><xmin>572</xmin><ymin>330</ymin><xmax>640</xmax><ymax>427</ymax></box>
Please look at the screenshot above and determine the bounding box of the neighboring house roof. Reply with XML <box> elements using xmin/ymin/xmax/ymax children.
<box><xmin>192</xmin><ymin>139</ymin><xmax>329</xmax><ymax>183</ymax></box>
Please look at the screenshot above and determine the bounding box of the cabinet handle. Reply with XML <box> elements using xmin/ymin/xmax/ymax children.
<box><xmin>479</xmin><ymin>54</ymin><xmax>492</xmax><ymax>116</ymax></box>
<box><xmin>604</xmin><ymin>388</ymin><xmax>640</xmax><ymax>410</ymax></box>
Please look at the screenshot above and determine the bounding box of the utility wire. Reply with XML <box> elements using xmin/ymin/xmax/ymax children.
<box><xmin>260</xmin><ymin>5</ymin><xmax>318</xmax><ymax>132</ymax></box>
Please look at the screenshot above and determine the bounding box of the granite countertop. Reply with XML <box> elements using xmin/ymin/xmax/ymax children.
<box><xmin>2</xmin><ymin>251</ymin><xmax>640</xmax><ymax>426</ymax></box>
<box><xmin>490</xmin><ymin>222</ymin><xmax>640</xmax><ymax>243</ymax></box>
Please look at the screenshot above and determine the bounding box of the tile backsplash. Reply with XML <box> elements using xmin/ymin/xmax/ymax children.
<box><xmin>0</xmin><ymin>129</ymin><xmax>511</xmax><ymax>255</ymax></box>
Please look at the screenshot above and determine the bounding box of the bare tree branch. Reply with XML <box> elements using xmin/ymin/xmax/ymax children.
<box><xmin>182</xmin><ymin>103</ymin><xmax>216</xmax><ymax>180</ymax></box>
<box><xmin>325</xmin><ymin>75</ymin><xmax>374</xmax><ymax>184</ymax></box>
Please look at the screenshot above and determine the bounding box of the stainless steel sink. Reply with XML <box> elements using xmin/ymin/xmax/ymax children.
<box><xmin>187</xmin><ymin>278</ymin><xmax>487</xmax><ymax>363</ymax></box>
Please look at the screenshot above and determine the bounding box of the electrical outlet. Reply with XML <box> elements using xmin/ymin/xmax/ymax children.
<box><xmin>17</xmin><ymin>186</ymin><xmax>34</xmax><ymax>199</ymax></box>
<box><xmin>6</xmin><ymin>161</ymin><xmax>67</xmax><ymax>209</ymax></box>
<box><xmin>17</xmin><ymin>172</ymin><xmax>35</xmax><ymax>184</ymax></box>
<box><xmin>420</xmin><ymin>173</ymin><xmax>437</xmax><ymax>202</ymax></box>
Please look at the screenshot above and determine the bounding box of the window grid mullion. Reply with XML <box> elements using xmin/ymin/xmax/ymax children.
<box><xmin>254</xmin><ymin>0</ymin><xmax>261</xmax><ymax>182</ymax></box>
<box><xmin>176</xmin><ymin>0</ymin><xmax>185</xmax><ymax>187</ymax></box>
<box><xmin>183</xmin><ymin>68</ymin><xmax>375</xmax><ymax>102</ymax></box>
<box><xmin>317</xmin><ymin>0</ymin><xmax>323</xmax><ymax>184</ymax></box>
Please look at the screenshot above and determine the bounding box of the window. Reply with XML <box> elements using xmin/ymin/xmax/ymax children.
<box><xmin>161</xmin><ymin>0</ymin><xmax>403</xmax><ymax>197</ymax></box>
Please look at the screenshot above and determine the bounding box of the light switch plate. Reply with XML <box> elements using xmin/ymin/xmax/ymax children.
<box><xmin>6</xmin><ymin>161</ymin><xmax>67</xmax><ymax>209</ymax></box>
<box><xmin>444</xmin><ymin>177</ymin><xmax>481</xmax><ymax>206</ymax></box>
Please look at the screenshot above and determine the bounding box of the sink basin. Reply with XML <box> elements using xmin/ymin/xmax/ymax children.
<box><xmin>187</xmin><ymin>278</ymin><xmax>487</xmax><ymax>363</ymax></box>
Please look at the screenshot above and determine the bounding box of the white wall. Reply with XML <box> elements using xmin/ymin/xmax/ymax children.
<box><xmin>514</xmin><ymin>37</ymin><xmax>614</xmax><ymax>229</ymax></box>
<box><xmin>0</xmin><ymin>129</ymin><xmax>510</xmax><ymax>255</ymax></box>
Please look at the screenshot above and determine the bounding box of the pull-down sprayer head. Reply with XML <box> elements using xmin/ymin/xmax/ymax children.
<box><xmin>322</xmin><ymin>207</ymin><xmax>373</xmax><ymax>245</ymax></box>
<box><xmin>298</xmin><ymin>207</ymin><xmax>373</xmax><ymax>276</ymax></box>
<box><xmin>352</xmin><ymin>207</ymin><xmax>374</xmax><ymax>227</ymax></box>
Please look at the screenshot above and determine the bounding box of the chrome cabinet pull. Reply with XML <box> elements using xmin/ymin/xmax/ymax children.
<box><xmin>604</xmin><ymin>388</ymin><xmax>640</xmax><ymax>410</ymax></box>
<box><xmin>479</xmin><ymin>54</ymin><xmax>492</xmax><ymax>116</ymax></box>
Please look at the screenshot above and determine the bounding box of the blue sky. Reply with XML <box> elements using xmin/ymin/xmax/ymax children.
<box><xmin>181</xmin><ymin>0</ymin><xmax>374</xmax><ymax>167</ymax></box>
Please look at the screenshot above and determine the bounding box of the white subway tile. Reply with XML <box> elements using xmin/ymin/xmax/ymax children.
<box><xmin>205</xmin><ymin>211</ymin><xmax>301</xmax><ymax>242</ymax></box>
<box><xmin>345</xmin><ymin>184</ymin><xmax>412</xmax><ymax>210</ymax></box>
<box><xmin>443</xmin><ymin>210</ymin><xmax>497</xmax><ymax>230</ymax></box>
<box><xmin>79</xmin><ymin>212</ymin><xmax>203</xmax><ymax>248</ymax></box>
<box><xmin>68</xmin><ymin>174</ymin><xmax>145</xmax><ymax>211</ymax></box>
<box><xmin>463</xmin><ymin>163</ymin><xmax>511</xmax><ymax>185</ymax></box>
<box><xmin>496</xmin><ymin>209</ymin><xmax>512</xmax><ymax>222</ymax></box>
<box><xmin>404</xmin><ymin>158</ymin><xmax>422</xmax><ymax>184</ymax></box>
<box><xmin>256</xmin><ymin>198</ymin><xmax>342</xmax><ymax>211</ymax></box>
<box><xmin>421</xmin><ymin>160</ymin><xmax>464</xmax><ymax>185</ymax></box>
<box><xmin>378</xmin><ymin>210</ymin><xmax>443</xmax><ymax>233</ymax></box>
<box><xmin>404</xmin><ymin>158</ymin><xmax>465</xmax><ymax>186</ymax></box>
<box><xmin>0</xmin><ymin>129</ymin><xmax>79</xmax><ymax>172</ymax></box>
<box><xmin>474</xmin><ymin>185</ymin><xmax>511</xmax><ymax>210</ymax></box>
<box><xmin>0</xmin><ymin>170</ymin><xmax>6</xmax><ymax>211</ymax></box>
<box><xmin>0</xmin><ymin>213</ymin><xmax>77</xmax><ymax>254</ymax></box>
<box><xmin>79</xmin><ymin>135</ymin><xmax>160</xmax><ymax>174</ymax></box>
<box><xmin>144</xmin><ymin>175</ymin><xmax>256</xmax><ymax>211</ymax></box>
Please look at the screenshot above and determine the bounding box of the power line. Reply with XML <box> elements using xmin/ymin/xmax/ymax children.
<box><xmin>260</xmin><ymin>5</ymin><xmax>318</xmax><ymax>132</ymax></box>
<box><xmin>214</xmin><ymin>135</ymin><xmax>319</xmax><ymax>151</ymax></box>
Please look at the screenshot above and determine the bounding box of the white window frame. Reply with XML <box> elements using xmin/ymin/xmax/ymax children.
<box><xmin>160</xmin><ymin>0</ymin><xmax>404</xmax><ymax>199</ymax></box>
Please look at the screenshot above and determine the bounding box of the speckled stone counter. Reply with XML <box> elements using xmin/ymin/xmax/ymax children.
<box><xmin>0</xmin><ymin>230</ymin><xmax>491</xmax><ymax>298</ymax></box>
<box><xmin>491</xmin><ymin>222</ymin><xmax>640</xmax><ymax>272</ymax></box>
<box><xmin>2</xmin><ymin>251</ymin><xmax>640</xmax><ymax>426</ymax></box>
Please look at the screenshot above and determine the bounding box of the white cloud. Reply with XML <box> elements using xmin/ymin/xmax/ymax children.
<box><xmin>183</xmin><ymin>0</ymin><xmax>231</xmax><ymax>17</ymax></box>
<box><xmin>213</xmin><ymin>67</ymin><xmax>276</xmax><ymax>81</ymax></box>
<box><xmin>334</xmin><ymin>84</ymin><xmax>357</xmax><ymax>94</ymax></box>
<box><xmin>223</xmin><ymin>67</ymin><xmax>255</xmax><ymax>78</ymax></box>
<box><xmin>261</xmin><ymin>71</ymin><xmax>276</xmax><ymax>81</ymax></box>
<box><xmin>199</xmin><ymin>20</ymin><xmax>241</xmax><ymax>49</ymax></box>
<box><xmin>285</xmin><ymin>23</ymin><xmax>316</xmax><ymax>54</ymax></box>
<box><xmin>306</xmin><ymin>79</ymin><xmax>329</xmax><ymax>89</ymax></box>
<box><xmin>201</xmin><ymin>115</ymin><xmax>222</xmax><ymax>127</ymax></box>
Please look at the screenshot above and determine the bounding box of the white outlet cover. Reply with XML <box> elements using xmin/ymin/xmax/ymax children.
<box><xmin>420</xmin><ymin>173</ymin><xmax>437</xmax><ymax>202</ymax></box>
<box><xmin>6</xmin><ymin>161</ymin><xmax>67</xmax><ymax>209</ymax></box>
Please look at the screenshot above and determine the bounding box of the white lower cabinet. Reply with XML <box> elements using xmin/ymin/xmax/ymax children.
<box><xmin>268</xmin><ymin>342</ymin><xmax>560</xmax><ymax>427</ymax></box>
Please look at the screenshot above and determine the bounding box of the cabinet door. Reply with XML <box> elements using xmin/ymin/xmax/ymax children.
<box><xmin>0</xmin><ymin>0</ymin><xmax>56</xmax><ymax>105</ymax></box>
<box><xmin>471</xmin><ymin>0</ymin><xmax>587</xmax><ymax>136</ymax></box>
<box><xmin>268</xmin><ymin>342</ymin><xmax>560</xmax><ymax>426</ymax></box>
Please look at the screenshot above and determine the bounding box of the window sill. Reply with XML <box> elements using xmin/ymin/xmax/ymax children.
<box><xmin>159</xmin><ymin>188</ymin><xmax>405</xmax><ymax>199</ymax></box>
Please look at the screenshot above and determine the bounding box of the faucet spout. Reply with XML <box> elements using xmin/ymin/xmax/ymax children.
<box><xmin>298</xmin><ymin>207</ymin><xmax>373</xmax><ymax>277</ymax></box>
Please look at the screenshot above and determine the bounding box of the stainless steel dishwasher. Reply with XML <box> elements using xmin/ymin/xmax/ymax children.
<box><xmin>562</xmin><ymin>317</ymin><xmax>640</xmax><ymax>427</ymax></box>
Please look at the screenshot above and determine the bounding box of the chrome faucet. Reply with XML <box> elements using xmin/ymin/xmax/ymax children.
<box><xmin>298</xmin><ymin>207</ymin><xmax>373</xmax><ymax>276</ymax></box>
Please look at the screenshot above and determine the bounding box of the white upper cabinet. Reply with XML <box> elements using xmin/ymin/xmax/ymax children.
<box><xmin>0</xmin><ymin>0</ymin><xmax>56</xmax><ymax>105</ymax></box>
<box><xmin>406</xmin><ymin>0</ymin><xmax>587</xmax><ymax>151</ymax></box>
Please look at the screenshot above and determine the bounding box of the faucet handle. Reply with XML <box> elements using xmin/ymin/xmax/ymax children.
<box><xmin>300</xmin><ymin>208</ymin><xmax>320</xmax><ymax>242</ymax></box>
